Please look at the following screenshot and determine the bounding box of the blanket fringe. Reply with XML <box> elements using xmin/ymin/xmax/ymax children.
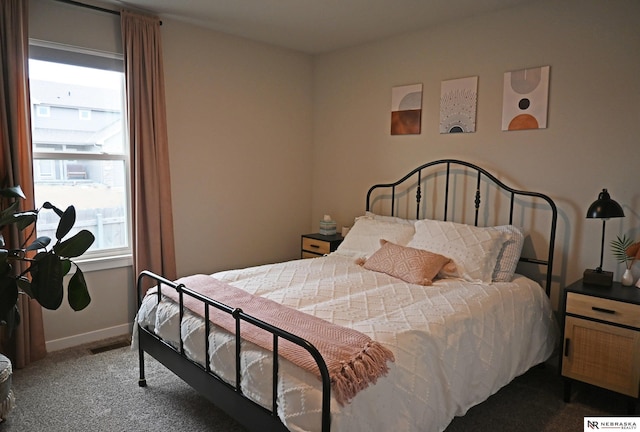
<box><xmin>330</xmin><ymin>341</ymin><xmax>395</xmax><ymax>405</ymax></box>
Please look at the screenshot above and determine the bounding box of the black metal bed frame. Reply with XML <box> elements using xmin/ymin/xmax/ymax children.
<box><xmin>137</xmin><ymin>271</ymin><xmax>332</xmax><ymax>432</ymax></box>
<box><xmin>136</xmin><ymin>159</ymin><xmax>558</xmax><ymax>432</ymax></box>
<box><xmin>366</xmin><ymin>159</ymin><xmax>557</xmax><ymax>296</ymax></box>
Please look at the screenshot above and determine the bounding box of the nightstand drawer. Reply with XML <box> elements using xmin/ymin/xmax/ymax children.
<box><xmin>566</xmin><ymin>292</ymin><xmax>640</xmax><ymax>328</ymax></box>
<box><xmin>302</xmin><ymin>237</ymin><xmax>331</xmax><ymax>255</ymax></box>
<box><xmin>301</xmin><ymin>233</ymin><xmax>343</xmax><ymax>258</ymax></box>
<box><xmin>301</xmin><ymin>251</ymin><xmax>321</xmax><ymax>259</ymax></box>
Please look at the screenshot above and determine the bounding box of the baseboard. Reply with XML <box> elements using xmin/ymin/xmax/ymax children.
<box><xmin>46</xmin><ymin>323</ymin><xmax>132</xmax><ymax>352</ymax></box>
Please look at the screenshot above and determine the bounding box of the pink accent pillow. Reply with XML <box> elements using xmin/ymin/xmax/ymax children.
<box><xmin>360</xmin><ymin>240</ymin><xmax>453</xmax><ymax>286</ymax></box>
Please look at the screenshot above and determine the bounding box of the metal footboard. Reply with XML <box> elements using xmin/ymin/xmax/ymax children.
<box><xmin>136</xmin><ymin>270</ymin><xmax>332</xmax><ymax>432</ymax></box>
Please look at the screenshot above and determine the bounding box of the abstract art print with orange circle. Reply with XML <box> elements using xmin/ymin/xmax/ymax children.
<box><xmin>501</xmin><ymin>66</ymin><xmax>550</xmax><ymax>131</ymax></box>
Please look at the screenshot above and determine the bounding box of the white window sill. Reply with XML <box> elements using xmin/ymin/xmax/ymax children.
<box><xmin>75</xmin><ymin>254</ymin><xmax>133</xmax><ymax>272</ymax></box>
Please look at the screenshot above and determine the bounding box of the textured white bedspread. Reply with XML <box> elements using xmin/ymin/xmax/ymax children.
<box><xmin>134</xmin><ymin>254</ymin><xmax>558</xmax><ymax>432</ymax></box>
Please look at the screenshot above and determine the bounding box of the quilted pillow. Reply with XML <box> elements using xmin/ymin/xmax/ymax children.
<box><xmin>407</xmin><ymin>219</ymin><xmax>509</xmax><ymax>283</ymax></box>
<box><xmin>334</xmin><ymin>216</ymin><xmax>415</xmax><ymax>259</ymax></box>
<box><xmin>361</xmin><ymin>240</ymin><xmax>452</xmax><ymax>286</ymax></box>
<box><xmin>364</xmin><ymin>211</ymin><xmax>417</xmax><ymax>226</ymax></box>
<box><xmin>490</xmin><ymin>225</ymin><xmax>525</xmax><ymax>282</ymax></box>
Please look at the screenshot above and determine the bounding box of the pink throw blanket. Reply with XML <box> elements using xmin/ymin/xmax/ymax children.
<box><xmin>156</xmin><ymin>274</ymin><xmax>395</xmax><ymax>405</ymax></box>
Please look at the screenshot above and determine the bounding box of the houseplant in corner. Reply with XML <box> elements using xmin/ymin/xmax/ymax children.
<box><xmin>0</xmin><ymin>185</ymin><xmax>95</xmax><ymax>335</ymax></box>
<box><xmin>611</xmin><ymin>234</ymin><xmax>639</xmax><ymax>286</ymax></box>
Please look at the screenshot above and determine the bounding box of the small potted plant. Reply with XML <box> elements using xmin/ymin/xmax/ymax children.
<box><xmin>611</xmin><ymin>234</ymin><xmax>639</xmax><ymax>286</ymax></box>
<box><xmin>0</xmin><ymin>185</ymin><xmax>95</xmax><ymax>335</ymax></box>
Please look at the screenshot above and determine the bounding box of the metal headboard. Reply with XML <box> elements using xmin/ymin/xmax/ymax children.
<box><xmin>365</xmin><ymin>159</ymin><xmax>557</xmax><ymax>296</ymax></box>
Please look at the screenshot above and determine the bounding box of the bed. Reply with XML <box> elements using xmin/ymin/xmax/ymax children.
<box><xmin>133</xmin><ymin>159</ymin><xmax>559</xmax><ymax>432</ymax></box>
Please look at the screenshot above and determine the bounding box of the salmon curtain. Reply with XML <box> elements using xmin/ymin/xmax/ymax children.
<box><xmin>121</xmin><ymin>11</ymin><xmax>177</xmax><ymax>289</ymax></box>
<box><xmin>0</xmin><ymin>0</ymin><xmax>47</xmax><ymax>367</ymax></box>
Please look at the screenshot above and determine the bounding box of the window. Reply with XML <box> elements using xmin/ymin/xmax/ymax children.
<box><xmin>36</xmin><ymin>105</ymin><xmax>50</xmax><ymax>117</ymax></box>
<box><xmin>29</xmin><ymin>45</ymin><xmax>131</xmax><ymax>266</ymax></box>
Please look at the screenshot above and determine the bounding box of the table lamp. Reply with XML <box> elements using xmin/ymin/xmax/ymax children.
<box><xmin>584</xmin><ymin>188</ymin><xmax>625</xmax><ymax>287</ymax></box>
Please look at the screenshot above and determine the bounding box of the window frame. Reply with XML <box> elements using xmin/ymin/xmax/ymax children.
<box><xmin>29</xmin><ymin>40</ymin><xmax>132</xmax><ymax>271</ymax></box>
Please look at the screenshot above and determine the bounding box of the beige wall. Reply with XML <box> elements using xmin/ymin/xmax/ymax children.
<box><xmin>162</xmin><ymin>20</ymin><xmax>314</xmax><ymax>277</ymax></box>
<box><xmin>311</xmin><ymin>0</ymin><xmax>640</xmax><ymax>307</ymax></box>
<box><xmin>28</xmin><ymin>0</ymin><xmax>640</xmax><ymax>347</ymax></box>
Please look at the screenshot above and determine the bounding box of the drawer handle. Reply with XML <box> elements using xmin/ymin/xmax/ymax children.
<box><xmin>592</xmin><ymin>306</ymin><xmax>616</xmax><ymax>315</ymax></box>
<box><xmin>309</xmin><ymin>244</ymin><xmax>320</xmax><ymax>249</ymax></box>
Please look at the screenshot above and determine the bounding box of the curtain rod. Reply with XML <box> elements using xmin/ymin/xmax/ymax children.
<box><xmin>53</xmin><ymin>0</ymin><xmax>163</xmax><ymax>25</ymax></box>
<box><xmin>54</xmin><ymin>0</ymin><xmax>119</xmax><ymax>16</ymax></box>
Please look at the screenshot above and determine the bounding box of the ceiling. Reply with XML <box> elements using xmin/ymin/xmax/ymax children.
<box><xmin>109</xmin><ymin>0</ymin><xmax>538</xmax><ymax>54</ymax></box>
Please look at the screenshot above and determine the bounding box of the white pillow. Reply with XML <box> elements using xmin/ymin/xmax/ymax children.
<box><xmin>407</xmin><ymin>219</ymin><xmax>509</xmax><ymax>283</ymax></box>
<box><xmin>490</xmin><ymin>225</ymin><xmax>525</xmax><ymax>282</ymax></box>
<box><xmin>334</xmin><ymin>216</ymin><xmax>415</xmax><ymax>259</ymax></box>
<box><xmin>364</xmin><ymin>211</ymin><xmax>417</xmax><ymax>226</ymax></box>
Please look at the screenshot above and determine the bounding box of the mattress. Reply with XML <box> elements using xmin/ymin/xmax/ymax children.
<box><xmin>134</xmin><ymin>253</ymin><xmax>558</xmax><ymax>432</ymax></box>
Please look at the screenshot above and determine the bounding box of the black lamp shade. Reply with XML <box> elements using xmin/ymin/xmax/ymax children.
<box><xmin>586</xmin><ymin>189</ymin><xmax>625</xmax><ymax>219</ymax></box>
<box><xmin>583</xmin><ymin>188</ymin><xmax>625</xmax><ymax>287</ymax></box>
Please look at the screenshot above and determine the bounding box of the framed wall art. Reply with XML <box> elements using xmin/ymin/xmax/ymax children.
<box><xmin>502</xmin><ymin>65</ymin><xmax>550</xmax><ymax>131</ymax></box>
<box><xmin>440</xmin><ymin>76</ymin><xmax>478</xmax><ymax>133</ymax></box>
<box><xmin>391</xmin><ymin>84</ymin><xmax>422</xmax><ymax>135</ymax></box>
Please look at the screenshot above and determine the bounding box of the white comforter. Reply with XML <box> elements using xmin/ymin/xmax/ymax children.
<box><xmin>134</xmin><ymin>253</ymin><xmax>558</xmax><ymax>432</ymax></box>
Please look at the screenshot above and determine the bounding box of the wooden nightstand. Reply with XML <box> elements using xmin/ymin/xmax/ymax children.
<box><xmin>301</xmin><ymin>233</ymin><xmax>343</xmax><ymax>258</ymax></box>
<box><xmin>561</xmin><ymin>279</ymin><xmax>640</xmax><ymax>413</ymax></box>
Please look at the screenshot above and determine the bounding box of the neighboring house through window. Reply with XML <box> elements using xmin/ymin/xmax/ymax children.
<box><xmin>28</xmin><ymin>41</ymin><xmax>131</xmax><ymax>267</ymax></box>
<box><xmin>36</xmin><ymin>105</ymin><xmax>50</xmax><ymax>117</ymax></box>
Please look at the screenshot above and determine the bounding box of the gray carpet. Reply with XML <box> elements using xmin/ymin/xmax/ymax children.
<box><xmin>0</xmin><ymin>336</ymin><xmax>634</xmax><ymax>431</ymax></box>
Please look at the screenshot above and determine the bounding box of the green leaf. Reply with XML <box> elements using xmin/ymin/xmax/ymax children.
<box><xmin>61</xmin><ymin>258</ymin><xmax>72</xmax><ymax>276</ymax></box>
<box><xmin>13</xmin><ymin>210</ymin><xmax>38</xmax><ymax>231</ymax></box>
<box><xmin>25</xmin><ymin>236</ymin><xmax>52</xmax><ymax>252</ymax></box>
<box><xmin>0</xmin><ymin>249</ymin><xmax>8</xmax><ymax>266</ymax></box>
<box><xmin>0</xmin><ymin>200</ymin><xmax>21</xmax><ymax>227</ymax></box>
<box><xmin>68</xmin><ymin>267</ymin><xmax>91</xmax><ymax>311</ymax></box>
<box><xmin>2</xmin><ymin>304</ymin><xmax>20</xmax><ymax>335</ymax></box>
<box><xmin>0</xmin><ymin>185</ymin><xmax>25</xmax><ymax>199</ymax></box>
<box><xmin>17</xmin><ymin>276</ymin><xmax>33</xmax><ymax>298</ymax></box>
<box><xmin>0</xmin><ymin>275</ymin><xmax>19</xmax><ymax>319</ymax></box>
<box><xmin>42</xmin><ymin>201</ymin><xmax>64</xmax><ymax>217</ymax></box>
<box><xmin>53</xmin><ymin>230</ymin><xmax>95</xmax><ymax>258</ymax></box>
<box><xmin>611</xmin><ymin>235</ymin><xmax>634</xmax><ymax>264</ymax></box>
<box><xmin>30</xmin><ymin>253</ymin><xmax>64</xmax><ymax>310</ymax></box>
<box><xmin>56</xmin><ymin>206</ymin><xmax>76</xmax><ymax>241</ymax></box>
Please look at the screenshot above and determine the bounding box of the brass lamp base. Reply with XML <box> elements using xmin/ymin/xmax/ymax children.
<box><xmin>583</xmin><ymin>268</ymin><xmax>613</xmax><ymax>287</ymax></box>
